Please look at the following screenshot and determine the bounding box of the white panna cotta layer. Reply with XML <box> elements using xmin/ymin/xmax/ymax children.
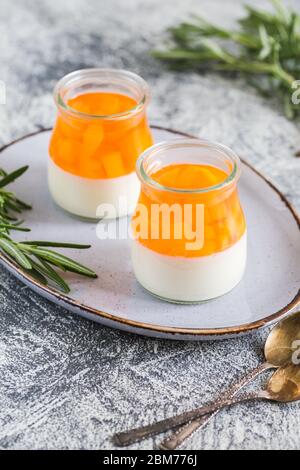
<box><xmin>48</xmin><ymin>158</ymin><xmax>140</xmax><ymax>219</ymax></box>
<box><xmin>131</xmin><ymin>232</ymin><xmax>247</xmax><ymax>303</ymax></box>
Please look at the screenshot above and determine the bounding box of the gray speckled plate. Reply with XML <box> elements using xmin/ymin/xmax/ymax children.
<box><xmin>0</xmin><ymin>126</ymin><xmax>299</xmax><ymax>341</ymax></box>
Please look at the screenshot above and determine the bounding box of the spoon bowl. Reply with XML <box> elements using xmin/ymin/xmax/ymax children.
<box><xmin>265</xmin><ymin>313</ymin><xmax>300</xmax><ymax>367</ymax></box>
<box><xmin>267</xmin><ymin>364</ymin><xmax>300</xmax><ymax>402</ymax></box>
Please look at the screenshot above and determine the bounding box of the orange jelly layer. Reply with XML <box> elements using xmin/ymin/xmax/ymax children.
<box><xmin>49</xmin><ymin>92</ymin><xmax>153</xmax><ymax>178</ymax></box>
<box><xmin>132</xmin><ymin>163</ymin><xmax>246</xmax><ymax>257</ymax></box>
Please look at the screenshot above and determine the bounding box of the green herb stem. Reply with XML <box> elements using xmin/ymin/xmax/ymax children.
<box><xmin>153</xmin><ymin>0</ymin><xmax>300</xmax><ymax>119</ymax></box>
<box><xmin>0</xmin><ymin>165</ymin><xmax>98</xmax><ymax>293</ymax></box>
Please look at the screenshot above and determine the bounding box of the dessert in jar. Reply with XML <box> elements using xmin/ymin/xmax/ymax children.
<box><xmin>131</xmin><ymin>139</ymin><xmax>247</xmax><ymax>303</ymax></box>
<box><xmin>48</xmin><ymin>69</ymin><xmax>153</xmax><ymax>219</ymax></box>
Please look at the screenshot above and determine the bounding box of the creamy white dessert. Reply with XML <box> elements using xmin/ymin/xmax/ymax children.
<box><xmin>131</xmin><ymin>144</ymin><xmax>247</xmax><ymax>303</ymax></box>
<box><xmin>48</xmin><ymin>158</ymin><xmax>140</xmax><ymax>219</ymax></box>
<box><xmin>131</xmin><ymin>233</ymin><xmax>247</xmax><ymax>302</ymax></box>
<box><xmin>48</xmin><ymin>70</ymin><xmax>153</xmax><ymax>219</ymax></box>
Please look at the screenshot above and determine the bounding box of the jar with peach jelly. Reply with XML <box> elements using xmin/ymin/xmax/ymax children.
<box><xmin>131</xmin><ymin>139</ymin><xmax>247</xmax><ymax>303</ymax></box>
<box><xmin>48</xmin><ymin>69</ymin><xmax>153</xmax><ymax>220</ymax></box>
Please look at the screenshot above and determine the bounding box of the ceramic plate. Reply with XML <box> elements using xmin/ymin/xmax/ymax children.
<box><xmin>0</xmin><ymin>127</ymin><xmax>299</xmax><ymax>341</ymax></box>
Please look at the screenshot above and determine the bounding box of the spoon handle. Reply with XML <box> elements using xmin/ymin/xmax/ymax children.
<box><xmin>159</xmin><ymin>361</ymin><xmax>274</xmax><ymax>450</ymax></box>
<box><xmin>113</xmin><ymin>389</ymin><xmax>269</xmax><ymax>447</ymax></box>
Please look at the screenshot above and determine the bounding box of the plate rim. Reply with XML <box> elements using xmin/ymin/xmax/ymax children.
<box><xmin>0</xmin><ymin>125</ymin><xmax>299</xmax><ymax>339</ymax></box>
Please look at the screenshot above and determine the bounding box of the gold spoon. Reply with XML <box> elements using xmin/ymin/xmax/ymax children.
<box><xmin>113</xmin><ymin>311</ymin><xmax>300</xmax><ymax>447</ymax></box>
<box><xmin>114</xmin><ymin>363</ymin><xmax>300</xmax><ymax>447</ymax></box>
<box><xmin>159</xmin><ymin>310</ymin><xmax>300</xmax><ymax>450</ymax></box>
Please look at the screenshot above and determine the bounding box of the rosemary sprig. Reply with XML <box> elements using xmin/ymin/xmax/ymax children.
<box><xmin>153</xmin><ymin>0</ymin><xmax>300</xmax><ymax>120</ymax></box>
<box><xmin>0</xmin><ymin>166</ymin><xmax>31</xmax><ymax>232</ymax></box>
<box><xmin>0</xmin><ymin>165</ymin><xmax>97</xmax><ymax>293</ymax></box>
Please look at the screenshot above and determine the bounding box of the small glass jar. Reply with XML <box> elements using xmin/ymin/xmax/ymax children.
<box><xmin>131</xmin><ymin>139</ymin><xmax>247</xmax><ymax>303</ymax></box>
<box><xmin>48</xmin><ymin>68</ymin><xmax>153</xmax><ymax>219</ymax></box>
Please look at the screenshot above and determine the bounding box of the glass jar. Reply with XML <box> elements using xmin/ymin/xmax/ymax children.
<box><xmin>48</xmin><ymin>68</ymin><xmax>153</xmax><ymax>219</ymax></box>
<box><xmin>131</xmin><ymin>139</ymin><xmax>247</xmax><ymax>303</ymax></box>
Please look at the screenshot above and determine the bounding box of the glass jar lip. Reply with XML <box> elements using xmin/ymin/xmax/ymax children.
<box><xmin>54</xmin><ymin>68</ymin><xmax>150</xmax><ymax>120</ymax></box>
<box><xmin>136</xmin><ymin>139</ymin><xmax>241</xmax><ymax>194</ymax></box>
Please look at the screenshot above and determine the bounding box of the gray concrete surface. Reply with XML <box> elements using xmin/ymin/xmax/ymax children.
<box><xmin>0</xmin><ymin>0</ymin><xmax>299</xmax><ymax>450</ymax></box>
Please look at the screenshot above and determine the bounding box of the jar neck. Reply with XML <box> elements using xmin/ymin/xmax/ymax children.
<box><xmin>137</xmin><ymin>139</ymin><xmax>241</xmax><ymax>196</ymax></box>
<box><xmin>54</xmin><ymin>68</ymin><xmax>150</xmax><ymax>121</ymax></box>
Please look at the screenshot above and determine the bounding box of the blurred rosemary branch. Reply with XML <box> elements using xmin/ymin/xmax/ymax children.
<box><xmin>153</xmin><ymin>0</ymin><xmax>300</xmax><ymax>120</ymax></box>
<box><xmin>0</xmin><ymin>165</ymin><xmax>97</xmax><ymax>293</ymax></box>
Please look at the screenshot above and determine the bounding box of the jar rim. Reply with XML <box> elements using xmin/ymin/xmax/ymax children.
<box><xmin>54</xmin><ymin>68</ymin><xmax>150</xmax><ymax>120</ymax></box>
<box><xmin>136</xmin><ymin>139</ymin><xmax>241</xmax><ymax>194</ymax></box>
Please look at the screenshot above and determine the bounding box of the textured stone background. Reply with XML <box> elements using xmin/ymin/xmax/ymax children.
<box><xmin>0</xmin><ymin>0</ymin><xmax>300</xmax><ymax>450</ymax></box>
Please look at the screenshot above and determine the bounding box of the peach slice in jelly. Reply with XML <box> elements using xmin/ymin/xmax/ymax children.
<box><xmin>88</xmin><ymin>93</ymin><xmax>121</xmax><ymax>115</ymax></box>
<box><xmin>132</xmin><ymin>163</ymin><xmax>246</xmax><ymax>258</ymax></box>
<box><xmin>57</xmin><ymin>116</ymin><xmax>85</xmax><ymax>140</ymax></box>
<box><xmin>82</xmin><ymin>123</ymin><xmax>104</xmax><ymax>158</ymax></box>
<box><xmin>119</xmin><ymin>122</ymin><xmax>153</xmax><ymax>173</ymax></box>
<box><xmin>57</xmin><ymin>138</ymin><xmax>80</xmax><ymax>170</ymax></box>
<box><xmin>49</xmin><ymin>92</ymin><xmax>153</xmax><ymax>179</ymax></box>
<box><xmin>101</xmin><ymin>151</ymin><xmax>125</xmax><ymax>178</ymax></box>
